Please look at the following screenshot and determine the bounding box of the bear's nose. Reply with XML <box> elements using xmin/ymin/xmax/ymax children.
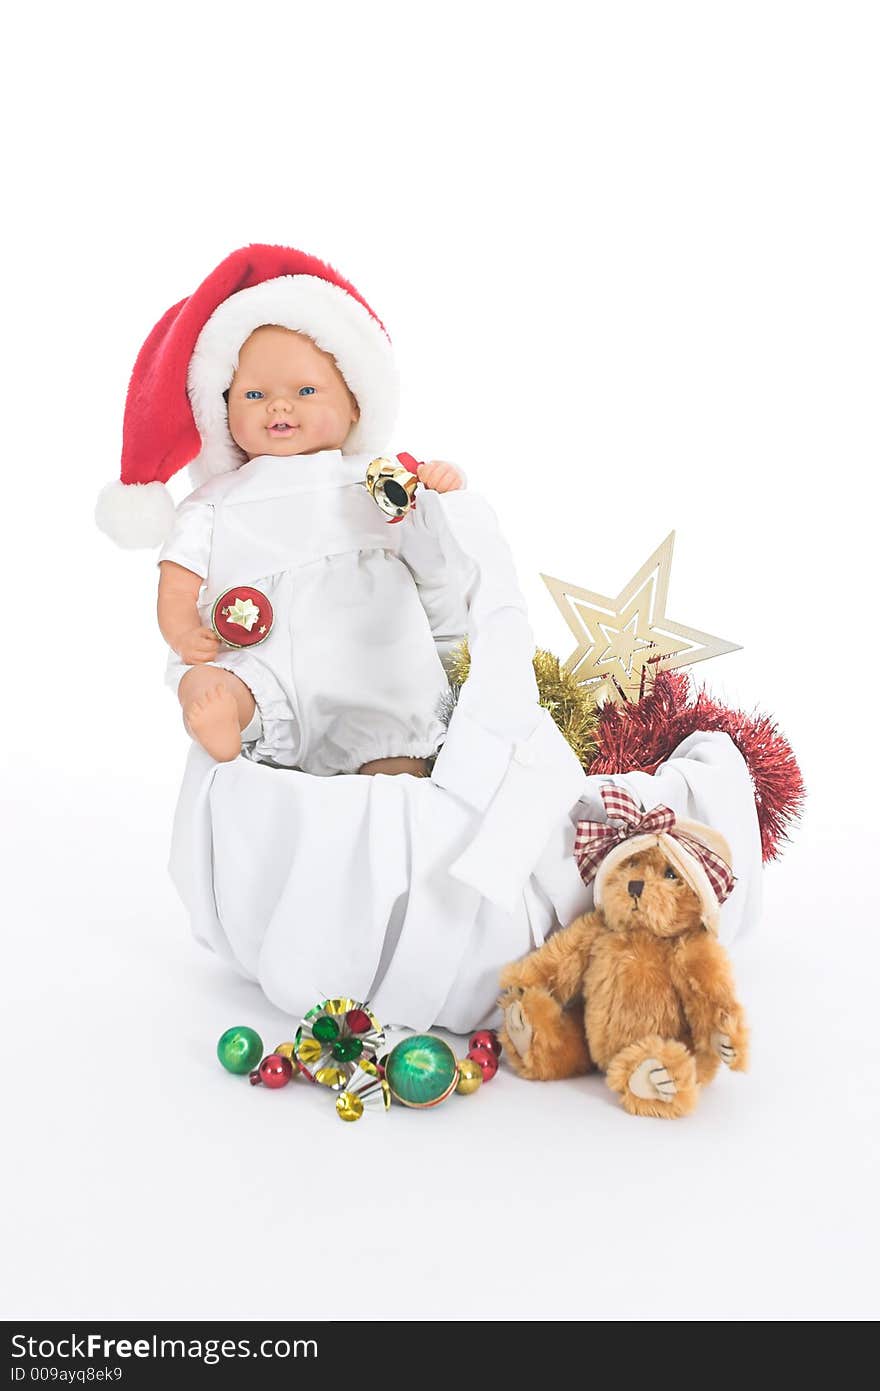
<box><xmin>628</xmin><ymin>880</ymin><xmax>644</xmax><ymax>899</ymax></box>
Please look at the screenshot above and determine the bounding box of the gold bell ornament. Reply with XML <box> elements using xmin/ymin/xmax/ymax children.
<box><xmin>365</xmin><ymin>452</ymin><xmax>422</xmax><ymax>522</ymax></box>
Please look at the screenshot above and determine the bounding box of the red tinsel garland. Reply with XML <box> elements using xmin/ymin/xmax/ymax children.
<box><xmin>587</xmin><ymin>670</ymin><xmax>805</xmax><ymax>863</ymax></box>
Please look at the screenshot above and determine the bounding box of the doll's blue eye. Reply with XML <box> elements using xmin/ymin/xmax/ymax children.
<box><xmin>244</xmin><ymin>386</ymin><xmax>314</xmax><ymax>400</ymax></box>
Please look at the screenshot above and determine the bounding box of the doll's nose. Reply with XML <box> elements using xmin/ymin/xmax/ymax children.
<box><xmin>628</xmin><ymin>880</ymin><xmax>644</xmax><ymax>899</ymax></box>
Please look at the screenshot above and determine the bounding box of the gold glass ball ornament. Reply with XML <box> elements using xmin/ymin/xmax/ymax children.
<box><xmin>365</xmin><ymin>455</ymin><xmax>420</xmax><ymax>521</ymax></box>
<box><xmin>274</xmin><ymin>1041</ymin><xmax>298</xmax><ymax>1068</ymax></box>
<box><xmin>455</xmin><ymin>1057</ymin><xmax>484</xmax><ymax>1095</ymax></box>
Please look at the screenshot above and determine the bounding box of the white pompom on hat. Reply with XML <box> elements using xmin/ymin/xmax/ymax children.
<box><xmin>95</xmin><ymin>242</ymin><xmax>400</xmax><ymax>548</ymax></box>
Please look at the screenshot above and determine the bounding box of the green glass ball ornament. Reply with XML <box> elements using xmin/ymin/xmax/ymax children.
<box><xmin>217</xmin><ymin>1026</ymin><xmax>264</xmax><ymax>1075</ymax></box>
<box><xmin>385</xmin><ymin>1034</ymin><xmax>459</xmax><ymax>1108</ymax></box>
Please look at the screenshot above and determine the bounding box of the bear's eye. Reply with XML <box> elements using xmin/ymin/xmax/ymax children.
<box><xmin>664</xmin><ymin>866</ymin><xmax>678</xmax><ymax>880</ymax></box>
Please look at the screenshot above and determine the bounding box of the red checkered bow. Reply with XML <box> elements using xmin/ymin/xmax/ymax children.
<box><xmin>573</xmin><ymin>785</ymin><xmax>735</xmax><ymax>903</ymax></box>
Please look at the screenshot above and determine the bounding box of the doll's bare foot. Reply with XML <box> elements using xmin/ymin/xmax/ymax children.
<box><xmin>358</xmin><ymin>757</ymin><xmax>430</xmax><ymax>777</ymax></box>
<box><xmin>184</xmin><ymin>684</ymin><xmax>242</xmax><ymax>762</ymax></box>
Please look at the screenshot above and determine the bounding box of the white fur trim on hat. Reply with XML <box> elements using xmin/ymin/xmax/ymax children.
<box><xmin>593</xmin><ymin>817</ymin><xmax>733</xmax><ymax>934</ymax></box>
<box><xmin>94</xmin><ymin>479</ymin><xmax>177</xmax><ymax>550</ymax></box>
<box><xmin>185</xmin><ymin>275</ymin><xmax>399</xmax><ymax>487</ymax></box>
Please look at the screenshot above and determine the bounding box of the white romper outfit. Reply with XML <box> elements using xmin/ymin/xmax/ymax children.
<box><xmin>159</xmin><ymin>450</ymin><xmax>472</xmax><ymax>775</ymax></box>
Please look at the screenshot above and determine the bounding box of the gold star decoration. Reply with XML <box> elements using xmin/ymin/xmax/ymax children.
<box><xmin>541</xmin><ymin>532</ymin><xmax>741</xmax><ymax>704</ymax></box>
<box><xmin>224</xmin><ymin>596</ymin><xmax>261</xmax><ymax>632</ymax></box>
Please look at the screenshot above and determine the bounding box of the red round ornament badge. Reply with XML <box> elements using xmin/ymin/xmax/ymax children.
<box><xmin>211</xmin><ymin>586</ymin><xmax>274</xmax><ymax>648</ymax></box>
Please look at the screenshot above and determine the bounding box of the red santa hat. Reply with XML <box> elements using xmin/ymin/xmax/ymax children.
<box><xmin>95</xmin><ymin>243</ymin><xmax>399</xmax><ymax>548</ymax></box>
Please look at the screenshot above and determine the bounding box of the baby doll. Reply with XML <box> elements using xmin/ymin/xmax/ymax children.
<box><xmin>158</xmin><ymin>324</ymin><xmax>464</xmax><ymax>777</ymax></box>
<box><xmin>96</xmin><ymin>244</ymin><xmax>473</xmax><ymax>779</ymax></box>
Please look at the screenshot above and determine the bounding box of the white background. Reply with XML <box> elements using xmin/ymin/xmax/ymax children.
<box><xmin>2</xmin><ymin>0</ymin><xmax>877</xmax><ymax>1322</ymax></box>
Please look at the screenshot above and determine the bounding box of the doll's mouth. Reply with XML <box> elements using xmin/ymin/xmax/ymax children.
<box><xmin>269</xmin><ymin>423</ymin><xmax>298</xmax><ymax>433</ymax></box>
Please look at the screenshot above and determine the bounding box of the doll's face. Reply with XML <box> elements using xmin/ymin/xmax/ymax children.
<box><xmin>226</xmin><ymin>325</ymin><xmax>360</xmax><ymax>459</ymax></box>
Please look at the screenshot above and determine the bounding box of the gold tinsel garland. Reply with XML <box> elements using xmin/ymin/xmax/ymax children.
<box><xmin>444</xmin><ymin>642</ymin><xmax>600</xmax><ymax>770</ymax></box>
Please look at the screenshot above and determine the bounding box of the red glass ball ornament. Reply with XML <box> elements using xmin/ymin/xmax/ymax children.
<box><xmin>469</xmin><ymin>1029</ymin><xmax>502</xmax><ymax>1058</ymax></box>
<box><xmin>258</xmin><ymin>1053</ymin><xmax>294</xmax><ymax>1089</ymax></box>
<box><xmin>467</xmin><ymin>1046</ymin><xmax>499</xmax><ymax>1082</ymax></box>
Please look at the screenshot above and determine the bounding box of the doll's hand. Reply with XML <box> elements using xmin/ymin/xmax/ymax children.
<box><xmin>175</xmin><ymin>625</ymin><xmax>221</xmax><ymax>665</ymax></box>
<box><xmin>417</xmin><ymin>459</ymin><xmax>464</xmax><ymax>493</ymax></box>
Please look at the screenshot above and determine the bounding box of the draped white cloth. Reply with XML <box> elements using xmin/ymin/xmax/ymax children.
<box><xmin>167</xmin><ymin>483</ymin><xmax>763</xmax><ymax>1032</ymax></box>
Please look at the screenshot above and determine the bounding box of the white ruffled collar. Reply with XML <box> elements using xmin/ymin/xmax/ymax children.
<box><xmin>235</xmin><ymin>449</ymin><xmax>373</xmax><ymax>493</ymax></box>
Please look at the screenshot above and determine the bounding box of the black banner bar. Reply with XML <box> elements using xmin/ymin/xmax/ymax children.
<box><xmin>5</xmin><ymin>1321</ymin><xmax>529</xmax><ymax>1386</ymax></box>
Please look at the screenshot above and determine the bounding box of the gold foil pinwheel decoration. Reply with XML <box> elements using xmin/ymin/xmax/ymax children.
<box><xmin>542</xmin><ymin>533</ymin><xmax>740</xmax><ymax>704</ymax></box>
<box><xmin>294</xmin><ymin>998</ymin><xmax>386</xmax><ymax>1091</ymax></box>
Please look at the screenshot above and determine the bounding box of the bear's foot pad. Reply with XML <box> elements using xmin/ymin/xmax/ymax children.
<box><xmin>628</xmin><ymin>1057</ymin><xmax>677</xmax><ymax>1102</ymax></box>
<box><xmin>504</xmin><ymin>998</ymin><xmax>533</xmax><ymax>1058</ymax></box>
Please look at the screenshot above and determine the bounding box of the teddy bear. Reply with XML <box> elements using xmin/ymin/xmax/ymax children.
<box><xmin>498</xmin><ymin>785</ymin><xmax>749</xmax><ymax>1118</ymax></box>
